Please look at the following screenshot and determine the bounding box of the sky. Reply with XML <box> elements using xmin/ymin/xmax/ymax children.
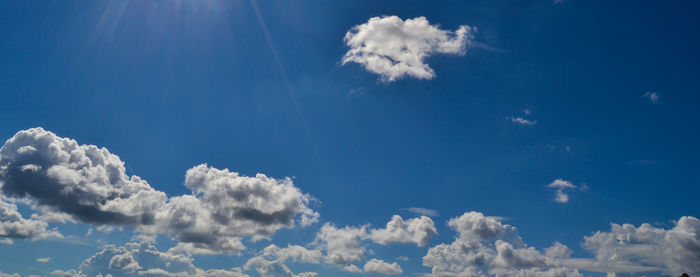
<box><xmin>0</xmin><ymin>0</ymin><xmax>699</xmax><ymax>276</ymax></box>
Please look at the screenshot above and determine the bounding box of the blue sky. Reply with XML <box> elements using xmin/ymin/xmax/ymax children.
<box><xmin>0</xmin><ymin>0</ymin><xmax>699</xmax><ymax>276</ymax></box>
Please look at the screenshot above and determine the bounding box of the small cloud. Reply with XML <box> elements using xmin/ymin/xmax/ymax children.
<box><xmin>523</xmin><ymin>109</ymin><xmax>531</xmax><ymax>115</ymax></box>
<box><xmin>546</xmin><ymin>179</ymin><xmax>578</xmax><ymax>203</ymax></box>
<box><xmin>0</xmin><ymin>238</ymin><xmax>13</xmax><ymax>245</ymax></box>
<box><xmin>643</xmin><ymin>91</ymin><xmax>659</xmax><ymax>104</ymax></box>
<box><xmin>507</xmin><ymin>116</ymin><xmax>537</xmax><ymax>126</ymax></box>
<box><xmin>553</xmin><ymin>0</ymin><xmax>565</xmax><ymax>4</ymax></box>
<box><xmin>403</xmin><ymin>207</ymin><xmax>439</xmax><ymax>217</ymax></box>
<box><xmin>36</xmin><ymin>257</ymin><xmax>51</xmax><ymax>263</ymax></box>
<box><xmin>348</xmin><ymin>86</ymin><xmax>365</xmax><ymax>96</ymax></box>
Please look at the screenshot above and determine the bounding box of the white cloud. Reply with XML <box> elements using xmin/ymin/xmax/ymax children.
<box><xmin>37</xmin><ymin>257</ymin><xmax>52</xmax><ymax>263</ymax></box>
<box><xmin>582</xmin><ymin>216</ymin><xmax>700</xmax><ymax>275</ymax></box>
<box><xmin>315</xmin><ymin>223</ymin><xmax>368</xmax><ymax>265</ymax></box>
<box><xmin>369</xmin><ymin>215</ymin><xmax>437</xmax><ymax>247</ymax></box>
<box><xmin>0</xmin><ymin>199</ymin><xmax>62</xmax><ymax>240</ymax></box>
<box><xmin>342</xmin><ymin>16</ymin><xmax>474</xmax><ymax>81</ymax></box>
<box><xmin>363</xmin><ymin>258</ymin><xmax>403</xmax><ymax>275</ymax></box>
<box><xmin>244</xmin><ymin>244</ymin><xmax>323</xmax><ymax>277</ymax></box>
<box><xmin>155</xmin><ymin>164</ymin><xmax>319</xmax><ymax>255</ymax></box>
<box><xmin>643</xmin><ymin>92</ymin><xmax>659</xmax><ymax>104</ymax></box>
<box><xmin>507</xmin><ymin>116</ymin><xmax>537</xmax><ymax>126</ymax></box>
<box><xmin>422</xmin><ymin>211</ymin><xmax>580</xmax><ymax>276</ymax></box>
<box><xmin>0</xmin><ymin>271</ymin><xmax>20</xmax><ymax>277</ymax></box>
<box><xmin>0</xmin><ymin>128</ymin><xmax>319</xmax><ymax>255</ymax></box>
<box><xmin>0</xmin><ymin>127</ymin><xmax>167</xmax><ymax>225</ymax></box>
<box><xmin>75</xmin><ymin>242</ymin><xmax>249</xmax><ymax>277</ymax></box>
<box><xmin>546</xmin><ymin>179</ymin><xmax>578</xmax><ymax>203</ymax></box>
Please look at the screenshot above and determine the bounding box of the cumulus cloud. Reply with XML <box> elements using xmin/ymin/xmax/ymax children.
<box><xmin>422</xmin><ymin>211</ymin><xmax>580</xmax><ymax>276</ymax></box>
<box><xmin>342</xmin><ymin>16</ymin><xmax>474</xmax><ymax>81</ymax></box>
<box><xmin>369</xmin><ymin>215</ymin><xmax>437</xmax><ymax>247</ymax></box>
<box><xmin>581</xmin><ymin>216</ymin><xmax>700</xmax><ymax>275</ymax></box>
<box><xmin>315</xmin><ymin>223</ymin><xmax>368</xmax><ymax>265</ymax></box>
<box><xmin>643</xmin><ymin>91</ymin><xmax>659</xmax><ymax>104</ymax></box>
<box><xmin>546</xmin><ymin>179</ymin><xmax>578</xmax><ymax>203</ymax></box>
<box><xmin>0</xmin><ymin>199</ymin><xmax>61</xmax><ymax>240</ymax></box>
<box><xmin>363</xmin><ymin>258</ymin><xmax>403</xmax><ymax>275</ymax></box>
<box><xmin>154</xmin><ymin>164</ymin><xmax>319</xmax><ymax>255</ymax></box>
<box><xmin>75</xmin><ymin>242</ymin><xmax>249</xmax><ymax>277</ymax></box>
<box><xmin>0</xmin><ymin>128</ymin><xmax>319</xmax><ymax>255</ymax></box>
<box><xmin>0</xmin><ymin>128</ymin><xmax>167</xmax><ymax>225</ymax></box>
<box><xmin>244</xmin><ymin>244</ymin><xmax>322</xmax><ymax>277</ymax></box>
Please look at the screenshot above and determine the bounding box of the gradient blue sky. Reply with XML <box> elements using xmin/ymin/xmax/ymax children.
<box><xmin>1</xmin><ymin>1</ymin><xmax>699</xmax><ymax>276</ymax></box>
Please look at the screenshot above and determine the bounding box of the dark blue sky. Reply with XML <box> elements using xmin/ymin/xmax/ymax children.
<box><xmin>1</xmin><ymin>1</ymin><xmax>699</xmax><ymax>276</ymax></box>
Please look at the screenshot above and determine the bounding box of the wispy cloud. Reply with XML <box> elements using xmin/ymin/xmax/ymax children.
<box><xmin>507</xmin><ymin>116</ymin><xmax>537</xmax><ymax>126</ymax></box>
<box><xmin>643</xmin><ymin>91</ymin><xmax>659</xmax><ymax>104</ymax></box>
<box><xmin>403</xmin><ymin>207</ymin><xmax>439</xmax><ymax>217</ymax></box>
<box><xmin>36</xmin><ymin>257</ymin><xmax>51</xmax><ymax>263</ymax></box>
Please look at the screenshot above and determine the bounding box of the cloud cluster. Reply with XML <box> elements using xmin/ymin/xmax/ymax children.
<box><xmin>0</xmin><ymin>128</ymin><xmax>318</xmax><ymax>255</ymax></box>
<box><xmin>55</xmin><ymin>242</ymin><xmax>248</xmax><ymax>277</ymax></box>
<box><xmin>422</xmin><ymin>211</ymin><xmax>581</xmax><ymax>276</ymax></box>
<box><xmin>244</xmin><ymin>214</ymin><xmax>436</xmax><ymax>275</ymax></box>
<box><xmin>582</xmin><ymin>216</ymin><xmax>700</xmax><ymax>275</ymax></box>
<box><xmin>342</xmin><ymin>16</ymin><xmax>473</xmax><ymax>81</ymax></box>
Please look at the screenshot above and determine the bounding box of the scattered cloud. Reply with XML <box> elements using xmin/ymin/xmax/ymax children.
<box><xmin>507</xmin><ymin>116</ymin><xmax>537</xmax><ymax>126</ymax></box>
<box><xmin>36</xmin><ymin>257</ymin><xmax>51</xmax><ymax>263</ymax></box>
<box><xmin>342</xmin><ymin>16</ymin><xmax>474</xmax><ymax>82</ymax></box>
<box><xmin>643</xmin><ymin>91</ymin><xmax>659</xmax><ymax>104</ymax></box>
<box><xmin>546</xmin><ymin>179</ymin><xmax>578</xmax><ymax>203</ymax></box>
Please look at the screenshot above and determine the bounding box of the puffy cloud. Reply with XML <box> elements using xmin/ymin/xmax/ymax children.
<box><xmin>154</xmin><ymin>164</ymin><xmax>319</xmax><ymax>255</ymax></box>
<box><xmin>244</xmin><ymin>244</ymin><xmax>322</xmax><ymax>277</ymax></box>
<box><xmin>363</xmin><ymin>258</ymin><xmax>403</xmax><ymax>275</ymax></box>
<box><xmin>0</xmin><ymin>128</ymin><xmax>319</xmax><ymax>255</ymax></box>
<box><xmin>544</xmin><ymin>242</ymin><xmax>572</xmax><ymax>259</ymax></box>
<box><xmin>369</xmin><ymin>215</ymin><xmax>437</xmax><ymax>247</ymax></box>
<box><xmin>582</xmin><ymin>216</ymin><xmax>700</xmax><ymax>275</ymax></box>
<box><xmin>422</xmin><ymin>212</ymin><xmax>580</xmax><ymax>276</ymax></box>
<box><xmin>315</xmin><ymin>223</ymin><xmax>368</xmax><ymax>265</ymax></box>
<box><xmin>0</xmin><ymin>128</ymin><xmax>167</xmax><ymax>225</ymax></box>
<box><xmin>545</xmin><ymin>179</ymin><xmax>577</xmax><ymax>204</ymax></box>
<box><xmin>342</xmin><ymin>16</ymin><xmax>473</xmax><ymax>81</ymax></box>
<box><xmin>75</xmin><ymin>242</ymin><xmax>249</xmax><ymax>277</ymax></box>
<box><xmin>0</xmin><ymin>199</ymin><xmax>61</xmax><ymax>240</ymax></box>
